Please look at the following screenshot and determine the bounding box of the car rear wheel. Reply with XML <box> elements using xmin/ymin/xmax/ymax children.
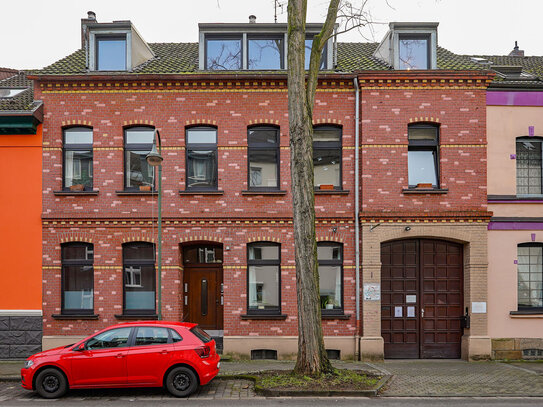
<box><xmin>166</xmin><ymin>366</ymin><xmax>198</xmax><ymax>397</ymax></box>
<box><xmin>35</xmin><ymin>368</ymin><xmax>67</xmax><ymax>399</ymax></box>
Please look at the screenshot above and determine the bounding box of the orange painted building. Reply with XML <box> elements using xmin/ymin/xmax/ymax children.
<box><xmin>0</xmin><ymin>72</ymin><xmax>43</xmax><ymax>358</ymax></box>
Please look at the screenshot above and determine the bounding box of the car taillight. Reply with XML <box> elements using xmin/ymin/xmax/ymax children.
<box><xmin>195</xmin><ymin>345</ymin><xmax>210</xmax><ymax>358</ymax></box>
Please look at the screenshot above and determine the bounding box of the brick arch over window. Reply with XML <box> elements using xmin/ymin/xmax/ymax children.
<box><xmin>122</xmin><ymin>119</ymin><xmax>156</xmax><ymax>127</ymax></box>
<box><xmin>179</xmin><ymin>234</ymin><xmax>223</xmax><ymax>244</ymax></box>
<box><xmin>246</xmin><ymin>118</ymin><xmax>280</xmax><ymax>126</ymax></box>
<box><xmin>408</xmin><ymin>117</ymin><xmax>441</xmax><ymax>124</ymax></box>
<box><xmin>58</xmin><ymin>232</ymin><xmax>94</xmax><ymax>245</ymax></box>
<box><xmin>313</xmin><ymin>118</ymin><xmax>343</xmax><ymax>126</ymax></box>
<box><xmin>61</xmin><ymin>119</ymin><xmax>93</xmax><ymax>128</ymax></box>
<box><xmin>317</xmin><ymin>234</ymin><xmax>345</xmax><ymax>243</ymax></box>
<box><xmin>184</xmin><ymin>119</ymin><xmax>217</xmax><ymax>127</ymax></box>
<box><xmin>122</xmin><ymin>233</ymin><xmax>156</xmax><ymax>244</ymax></box>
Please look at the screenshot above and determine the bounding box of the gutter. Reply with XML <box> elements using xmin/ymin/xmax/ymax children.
<box><xmin>353</xmin><ymin>77</ymin><xmax>361</xmax><ymax>360</ymax></box>
<box><xmin>0</xmin><ymin>101</ymin><xmax>43</xmax><ymax>122</ymax></box>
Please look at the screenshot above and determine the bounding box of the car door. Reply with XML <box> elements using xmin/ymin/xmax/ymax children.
<box><xmin>126</xmin><ymin>326</ymin><xmax>175</xmax><ymax>385</ymax></box>
<box><xmin>70</xmin><ymin>327</ymin><xmax>132</xmax><ymax>387</ymax></box>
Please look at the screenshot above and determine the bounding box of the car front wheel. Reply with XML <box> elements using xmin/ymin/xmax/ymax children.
<box><xmin>166</xmin><ymin>366</ymin><xmax>198</xmax><ymax>397</ymax></box>
<box><xmin>35</xmin><ymin>368</ymin><xmax>68</xmax><ymax>399</ymax></box>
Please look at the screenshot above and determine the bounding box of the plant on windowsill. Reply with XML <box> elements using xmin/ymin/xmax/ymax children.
<box><xmin>321</xmin><ymin>296</ymin><xmax>338</xmax><ymax>310</ymax></box>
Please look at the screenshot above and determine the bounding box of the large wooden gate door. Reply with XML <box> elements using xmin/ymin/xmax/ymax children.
<box><xmin>381</xmin><ymin>239</ymin><xmax>463</xmax><ymax>359</ymax></box>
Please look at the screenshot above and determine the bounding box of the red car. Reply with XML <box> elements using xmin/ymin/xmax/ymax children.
<box><xmin>21</xmin><ymin>321</ymin><xmax>220</xmax><ymax>398</ymax></box>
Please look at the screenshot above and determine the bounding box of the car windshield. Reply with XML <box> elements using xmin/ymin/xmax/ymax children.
<box><xmin>190</xmin><ymin>326</ymin><xmax>212</xmax><ymax>343</ymax></box>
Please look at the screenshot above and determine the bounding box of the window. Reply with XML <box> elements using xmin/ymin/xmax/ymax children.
<box><xmin>63</xmin><ymin>127</ymin><xmax>93</xmax><ymax>191</ymax></box>
<box><xmin>186</xmin><ymin>127</ymin><xmax>218</xmax><ymax>190</ymax></box>
<box><xmin>318</xmin><ymin>242</ymin><xmax>343</xmax><ymax>313</ymax></box>
<box><xmin>134</xmin><ymin>327</ymin><xmax>170</xmax><ymax>346</ymax></box>
<box><xmin>305</xmin><ymin>37</ymin><xmax>327</xmax><ymax>70</ymax></box>
<box><xmin>313</xmin><ymin>126</ymin><xmax>342</xmax><ymax>189</ymax></box>
<box><xmin>61</xmin><ymin>243</ymin><xmax>94</xmax><ymax>315</ymax></box>
<box><xmin>0</xmin><ymin>88</ymin><xmax>25</xmax><ymax>98</ymax></box>
<box><xmin>517</xmin><ymin>138</ymin><xmax>542</xmax><ymax>195</ymax></box>
<box><xmin>399</xmin><ymin>34</ymin><xmax>430</xmax><ymax>70</ymax></box>
<box><xmin>96</xmin><ymin>36</ymin><xmax>127</xmax><ymax>71</ymax></box>
<box><xmin>123</xmin><ymin>242</ymin><xmax>156</xmax><ymax>315</ymax></box>
<box><xmin>248</xmin><ymin>127</ymin><xmax>280</xmax><ymax>189</ymax></box>
<box><xmin>248</xmin><ymin>37</ymin><xmax>283</xmax><ymax>70</ymax></box>
<box><xmin>183</xmin><ymin>245</ymin><xmax>223</xmax><ymax>265</ymax></box>
<box><xmin>86</xmin><ymin>327</ymin><xmax>132</xmax><ymax>350</ymax></box>
<box><xmin>518</xmin><ymin>243</ymin><xmax>543</xmax><ymax>311</ymax></box>
<box><xmin>124</xmin><ymin>127</ymin><xmax>155</xmax><ymax>191</ymax></box>
<box><xmin>247</xmin><ymin>243</ymin><xmax>280</xmax><ymax>314</ymax></box>
<box><xmin>408</xmin><ymin>124</ymin><xmax>439</xmax><ymax>188</ymax></box>
<box><xmin>205</xmin><ymin>36</ymin><xmax>242</xmax><ymax>70</ymax></box>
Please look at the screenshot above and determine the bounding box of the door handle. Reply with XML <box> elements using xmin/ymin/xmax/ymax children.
<box><xmin>421</xmin><ymin>308</ymin><xmax>425</xmax><ymax>318</ymax></box>
<box><xmin>116</xmin><ymin>353</ymin><xmax>124</xmax><ymax>358</ymax></box>
<box><xmin>161</xmin><ymin>350</ymin><xmax>168</xmax><ymax>355</ymax></box>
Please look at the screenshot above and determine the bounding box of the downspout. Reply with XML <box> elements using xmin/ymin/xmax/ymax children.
<box><xmin>354</xmin><ymin>77</ymin><xmax>361</xmax><ymax>360</ymax></box>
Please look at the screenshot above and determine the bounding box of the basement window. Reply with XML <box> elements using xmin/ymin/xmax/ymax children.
<box><xmin>251</xmin><ymin>349</ymin><xmax>278</xmax><ymax>360</ymax></box>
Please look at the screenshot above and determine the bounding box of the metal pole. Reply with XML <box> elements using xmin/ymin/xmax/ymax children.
<box><xmin>354</xmin><ymin>77</ymin><xmax>360</xmax><ymax>360</ymax></box>
<box><xmin>157</xmin><ymin>162</ymin><xmax>162</xmax><ymax>320</ymax></box>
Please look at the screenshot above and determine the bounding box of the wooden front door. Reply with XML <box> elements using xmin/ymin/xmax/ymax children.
<box><xmin>381</xmin><ymin>239</ymin><xmax>463</xmax><ymax>359</ymax></box>
<box><xmin>182</xmin><ymin>244</ymin><xmax>223</xmax><ymax>330</ymax></box>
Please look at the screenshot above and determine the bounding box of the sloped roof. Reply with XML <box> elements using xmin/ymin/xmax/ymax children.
<box><xmin>0</xmin><ymin>72</ymin><xmax>40</xmax><ymax>112</ymax></box>
<box><xmin>466</xmin><ymin>55</ymin><xmax>543</xmax><ymax>89</ymax></box>
<box><xmin>35</xmin><ymin>42</ymin><xmax>485</xmax><ymax>76</ymax></box>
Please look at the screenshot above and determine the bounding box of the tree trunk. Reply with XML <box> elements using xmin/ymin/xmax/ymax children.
<box><xmin>288</xmin><ymin>0</ymin><xmax>333</xmax><ymax>376</ymax></box>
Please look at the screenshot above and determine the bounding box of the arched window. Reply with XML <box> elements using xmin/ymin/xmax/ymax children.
<box><xmin>313</xmin><ymin>125</ymin><xmax>342</xmax><ymax>190</ymax></box>
<box><xmin>63</xmin><ymin>127</ymin><xmax>93</xmax><ymax>191</ymax></box>
<box><xmin>517</xmin><ymin>243</ymin><xmax>543</xmax><ymax>311</ymax></box>
<box><xmin>124</xmin><ymin>126</ymin><xmax>155</xmax><ymax>191</ymax></box>
<box><xmin>61</xmin><ymin>242</ymin><xmax>94</xmax><ymax>314</ymax></box>
<box><xmin>317</xmin><ymin>242</ymin><xmax>343</xmax><ymax>314</ymax></box>
<box><xmin>185</xmin><ymin>126</ymin><xmax>218</xmax><ymax>190</ymax></box>
<box><xmin>516</xmin><ymin>137</ymin><xmax>542</xmax><ymax>196</ymax></box>
<box><xmin>247</xmin><ymin>242</ymin><xmax>280</xmax><ymax>315</ymax></box>
<box><xmin>122</xmin><ymin>242</ymin><xmax>156</xmax><ymax>315</ymax></box>
<box><xmin>408</xmin><ymin>123</ymin><xmax>439</xmax><ymax>188</ymax></box>
<box><xmin>248</xmin><ymin>126</ymin><xmax>280</xmax><ymax>190</ymax></box>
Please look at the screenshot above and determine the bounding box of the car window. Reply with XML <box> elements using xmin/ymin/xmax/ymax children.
<box><xmin>190</xmin><ymin>326</ymin><xmax>212</xmax><ymax>343</ymax></box>
<box><xmin>86</xmin><ymin>327</ymin><xmax>132</xmax><ymax>350</ymax></box>
<box><xmin>134</xmin><ymin>327</ymin><xmax>170</xmax><ymax>346</ymax></box>
<box><xmin>170</xmin><ymin>329</ymin><xmax>183</xmax><ymax>343</ymax></box>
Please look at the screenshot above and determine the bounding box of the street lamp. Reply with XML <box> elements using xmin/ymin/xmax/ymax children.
<box><xmin>146</xmin><ymin>130</ymin><xmax>163</xmax><ymax>320</ymax></box>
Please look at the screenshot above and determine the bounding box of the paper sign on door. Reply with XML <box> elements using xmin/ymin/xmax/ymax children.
<box><xmin>394</xmin><ymin>306</ymin><xmax>403</xmax><ymax>317</ymax></box>
<box><xmin>407</xmin><ymin>306</ymin><xmax>415</xmax><ymax>317</ymax></box>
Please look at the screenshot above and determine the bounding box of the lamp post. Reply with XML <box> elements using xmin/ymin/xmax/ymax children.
<box><xmin>146</xmin><ymin>130</ymin><xmax>163</xmax><ymax>320</ymax></box>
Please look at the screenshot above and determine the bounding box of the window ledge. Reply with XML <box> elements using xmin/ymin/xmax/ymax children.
<box><xmin>115</xmin><ymin>190</ymin><xmax>157</xmax><ymax>195</ymax></box>
<box><xmin>488</xmin><ymin>195</ymin><xmax>543</xmax><ymax>202</ymax></box>
<box><xmin>322</xmin><ymin>313</ymin><xmax>351</xmax><ymax>320</ymax></box>
<box><xmin>179</xmin><ymin>190</ymin><xmax>224</xmax><ymax>195</ymax></box>
<box><xmin>510</xmin><ymin>310</ymin><xmax>543</xmax><ymax>318</ymax></box>
<box><xmin>315</xmin><ymin>189</ymin><xmax>350</xmax><ymax>195</ymax></box>
<box><xmin>52</xmin><ymin>314</ymin><xmax>99</xmax><ymax>320</ymax></box>
<box><xmin>53</xmin><ymin>190</ymin><xmax>99</xmax><ymax>196</ymax></box>
<box><xmin>114</xmin><ymin>314</ymin><xmax>158</xmax><ymax>320</ymax></box>
<box><xmin>402</xmin><ymin>188</ymin><xmax>448</xmax><ymax>195</ymax></box>
<box><xmin>241</xmin><ymin>190</ymin><xmax>287</xmax><ymax>196</ymax></box>
<box><xmin>240</xmin><ymin>314</ymin><xmax>288</xmax><ymax>320</ymax></box>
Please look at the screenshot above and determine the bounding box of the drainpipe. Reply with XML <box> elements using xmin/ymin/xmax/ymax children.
<box><xmin>354</xmin><ymin>77</ymin><xmax>361</xmax><ymax>360</ymax></box>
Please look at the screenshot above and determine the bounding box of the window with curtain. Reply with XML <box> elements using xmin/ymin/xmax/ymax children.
<box><xmin>63</xmin><ymin>127</ymin><xmax>93</xmax><ymax>191</ymax></box>
<box><xmin>247</xmin><ymin>242</ymin><xmax>280</xmax><ymax>314</ymax></box>
<box><xmin>123</xmin><ymin>242</ymin><xmax>156</xmax><ymax>315</ymax></box>
<box><xmin>248</xmin><ymin>127</ymin><xmax>280</xmax><ymax>189</ymax></box>
<box><xmin>61</xmin><ymin>243</ymin><xmax>94</xmax><ymax>314</ymax></box>
<box><xmin>517</xmin><ymin>243</ymin><xmax>543</xmax><ymax>311</ymax></box>
<box><xmin>124</xmin><ymin>127</ymin><xmax>155</xmax><ymax>190</ymax></box>
<box><xmin>186</xmin><ymin>127</ymin><xmax>218</xmax><ymax>190</ymax></box>
<box><xmin>516</xmin><ymin>138</ymin><xmax>542</xmax><ymax>195</ymax></box>
<box><xmin>313</xmin><ymin>126</ymin><xmax>342</xmax><ymax>189</ymax></box>
<box><xmin>318</xmin><ymin>242</ymin><xmax>343</xmax><ymax>313</ymax></box>
<box><xmin>408</xmin><ymin>124</ymin><xmax>439</xmax><ymax>188</ymax></box>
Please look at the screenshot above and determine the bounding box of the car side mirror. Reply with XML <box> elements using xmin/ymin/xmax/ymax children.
<box><xmin>74</xmin><ymin>343</ymin><xmax>86</xmax><ymax>352</ymax></box>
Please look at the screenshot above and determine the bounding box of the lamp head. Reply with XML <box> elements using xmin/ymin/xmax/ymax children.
<box><xmin>146</xmin><ymin>143</ymin><xmax>163</xmax><ymax>166</ymax></box>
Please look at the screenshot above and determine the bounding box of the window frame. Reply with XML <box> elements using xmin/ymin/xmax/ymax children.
<box><xmin>398</xmin><ymin>33</ymin><xmax>431</xmax><ymax>70</ymax></box>
<box><xmin>305</xmin><ymin>35</ymin><xmax>328</xmax><ymax>70</ymax></box>
<box><xmin>407</xmin><ymin>123</ymin><xmax>440</xmax><ymax>188</ymax></box>
<box><xmin>313</xmin><ymin>125</ymin><xmax>343</xmax><ymax>190</ymax></box>
<box><xmin>61</xmin><ymin>242</ymin><xmax>94</xmax><ymax>316</ymax></box>
<box><xmin>204</xmin><ymin>34</ymin><xmax>243</xmax><ymax>70</ymax></box>
<box><xmin>246</xmin><ymin>242</ymin><xmax>281</xmax><ymax>316</ymax></box>
<box><xmin>317</xmin><ymin>242</ymin><xmax>344</xmax><ymax>316</ymax></box>
<box><xmin>247</xmin><ymin>35</ymin><xmax>284</xmax><ymax>70</ymax></box>
<box><xmin>123</xmin><ymin>126</ymin><xmax>156</xmax><ymax>191</ymax></box>
<box><xmin>516</xmin><ymin>137</ymin><xmax>543</xmax><ymax>197</ymax></box>
<box><xmin>122</xmin><ymin>242</ymin><xmax>156</xmax><ymax>316</ymax></box>
<box><xmin>95</xmin><ymin>34</ymin><xmax>128</xmax><ymax>72</ymax></box>
<box><xmin>62</xmin><ymin>127</ymin><xmax>94</xmax><ymax>191</ymax></box>
<box><xmin>517</xmin><ymin>242</ymin><xmax>543</xmax><ymax>312</ymax></box>
<box><xmin>185</xmin><ymin>126</ymin><xmax>219</xmax><ymax>191</ymax></box>
<box><xmin>247</xmin><ymin>126</ymin><xmax>281</xmax><ymax>191</ymax></box>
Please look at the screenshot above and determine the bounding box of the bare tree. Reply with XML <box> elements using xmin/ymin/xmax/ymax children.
<box><xmin>287</xmin><ymin>0</ymin><xmax>372</xmax><ymax>375</ymax></box>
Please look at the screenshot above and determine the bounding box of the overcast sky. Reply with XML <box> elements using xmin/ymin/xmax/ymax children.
<box><xmin>1</xmin><ymin>0</ymin><xmax>541</xmax><ymax>70</ymax></box>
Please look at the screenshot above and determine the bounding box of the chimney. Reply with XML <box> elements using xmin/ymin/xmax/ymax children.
<box><xmin>249</xmin><ymin>15</ymin><xmax>257</xmax><ymax>23</ymax></box>
<box><xmin>508</xmin><ymin>41</ymin><xmax>525</xmax><ymax>57</ymax></box>
<box><xmin>81</xmin><ymin>11</ymin><xmax>97</xmax><ymax>48</ymax></box>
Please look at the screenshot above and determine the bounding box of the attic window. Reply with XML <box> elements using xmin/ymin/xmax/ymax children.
<box><xmin>205</xmin><ymin>36</ymin><xmax>242</xmax><ymax>70</ymax></box>
<box><xmin>0</xmin><ymin>88</ymin><xmax>25</xmax><ymax>98</ymax></box>
<box><xmin>399</xmin><ymin>34</ymin><xmax>430</xmax><ymax>70</ymax></box>
<box><xmin>96</xmin><ymin>35</ymin><xmax>127</xmax><ymax>71</ymax></box>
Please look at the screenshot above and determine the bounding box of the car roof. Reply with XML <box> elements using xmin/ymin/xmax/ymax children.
<box><xmin>117</xmin><ymin>321</ymin><xmax>197</xmax><ymax>329</ymax></box>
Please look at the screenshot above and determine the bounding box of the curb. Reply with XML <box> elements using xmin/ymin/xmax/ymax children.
<box><xmin>0</xmin><ymin>376</ymin><xmax>19</xmax><ymax>382</ymax></box>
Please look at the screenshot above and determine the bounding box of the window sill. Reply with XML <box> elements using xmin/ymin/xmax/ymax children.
<box><xmin>53</xmin><ymin>190</ymin><xmax>99</xmax><ymax>196</ymax></box>
<box><xmin>115</xmin><ymin>190</ymin><xmax>157</xmax><ymax>195</ymax></box>
<box><xmin>240</xmin><ymin>314</ymin><xmax>288</xmax><ymax>320</ymax></box>
<box><xmin>322</xmin><ymin>313</ymin><xmax>351</xmax><ymax>320</ymax></box>
<box><xmin>488</xmin><ymin>195</ymin><xmax>543</xmax><ymax>202</ymax></box>
<box><xmin>510</xmin><ymin>310</ymin><xmax>543</xmax><ymax>318</ymax></box>
<box><xmin>52</xmin><ymin>314</ymin><xmax>99</xmax><ymax>320</ymax></box>
<box><xmin>402</xmin><ymin>188</ymin><xmax>448</xmax><ymax>195</ymax></box>
<box><xmin>241</xmin><ymin>190</ymin><xmax>287</xmax><ymax>196</ymax></box>
<box><xmin>114</xmin><ymin>314</ymin><xmax>158</xmax><ymax>320</ymax></box>
<box><xmin>179</xmin><ymin>190</ymin><xmax>224</xmax><ymax>195</ymax></box>
<box><xmin>315</xmin><ymin>189</ymin><xmax>350</xmax><ymax>195</ymax></box>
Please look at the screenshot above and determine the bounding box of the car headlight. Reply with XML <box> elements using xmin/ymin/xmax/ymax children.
<box><xmin>23</xmin><ymin>360</ymin><xmax>34</xmax><ymax>369</ymax></box>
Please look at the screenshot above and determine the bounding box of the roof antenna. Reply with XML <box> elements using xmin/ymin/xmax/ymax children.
<box><xmin>514</xmin><ymin>41</ymin><xmax>519</xmax><ymax>50</ymax></box>
<box><xmin>274</xmin><ymin>0</ymin><xmax>285</xmax><ymax>23</ymax></box>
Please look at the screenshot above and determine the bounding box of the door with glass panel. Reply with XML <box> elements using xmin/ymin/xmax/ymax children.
<box><xmin>182</xmin><ymin>244</ymin><xmax>223</xmax><ymax>329</ymax></box>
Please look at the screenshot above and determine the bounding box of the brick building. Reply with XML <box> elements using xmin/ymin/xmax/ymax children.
<box><xmin>31</xmin><ymin>14</ymin><xmax>500</xmax><ymax>360</ymax></box>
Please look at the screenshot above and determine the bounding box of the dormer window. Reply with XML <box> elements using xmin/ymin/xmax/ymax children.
<box><xmin>305</xmin><ymin>37</ymin><xmax>326</xmax><ymax>70</ymax></box>
<box><xmin>399</xmin><ymin>34</ymin><xmax>430</xmax><ymax>70</ymax></box>
<box><xmin>96</xmin><ymin>35</ymin><xmax>127</xmax><ymax>71</ymax></box>
<box><xmin>248</xmin><ymin>36</ymin><xmax>283</xmax><ymax>70</ymax></box>
<box><xmin>206</xmin><ymin>36</ymin><xmax>242</xmax><ymax>70</ymax></box>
